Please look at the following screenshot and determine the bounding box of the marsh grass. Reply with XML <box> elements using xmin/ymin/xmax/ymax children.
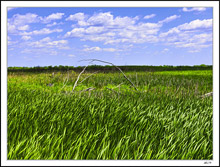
<box><xmin>7</xmin><ymin>70</ymin><xmax>213</xmax><ymax>160</ymax></box>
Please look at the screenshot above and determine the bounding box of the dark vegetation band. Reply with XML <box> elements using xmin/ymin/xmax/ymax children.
<box><xmin>8</xmin><ymin>64</ymin><xmax>212</xmax><ymax>73</ymax></box>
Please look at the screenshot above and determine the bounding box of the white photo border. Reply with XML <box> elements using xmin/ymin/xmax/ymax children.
<box><xmin>1</xmin><ymin>1</ymin><xmax>219</xmax><ymax>166</ymax></box>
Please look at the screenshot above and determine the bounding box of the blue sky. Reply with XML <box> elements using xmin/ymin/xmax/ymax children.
<box><xmin>7</xmin><ymin>7</ymin><xmax>213</xmax><ymax>67</ymax></box>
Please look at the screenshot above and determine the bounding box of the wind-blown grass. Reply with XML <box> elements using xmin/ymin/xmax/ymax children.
<box><xmin>7</xmin><ymin>69</ymin><xmax>213</xmax><ymax>160</ymax></box>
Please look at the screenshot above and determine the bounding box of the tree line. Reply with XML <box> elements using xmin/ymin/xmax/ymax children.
<box><xmin>7</xmin><ymin>64</ymin><xmax>212</xmax><ymax>73</ymax></box>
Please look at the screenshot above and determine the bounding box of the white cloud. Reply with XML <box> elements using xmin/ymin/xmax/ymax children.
<box><xmin>102</xmin><ymin>48</ymin><xmax>117</xmax><ymax>52</ymax></box>
<box><xmin>77</xmin><ymin>20</ymin><xmax>90</xmax><ymax>26</ymax></box>
<box><xmin>64</xmin><ymin>12</ymin><xmax>210</xmax><ymax>48</ymax></box>
<box><xmin>190</xmin><ymin>33</ymin><xmax>212</xmax><ymax>44</ymax></box>
<box><xmin>160</xmin><ymin>19</ymin><xmax>212</xmax><ymax>38</ymax></box>
<box><xmin>8</xmin><ymin>13</ymin><xmax>41</xmax><ymax>26</ymax></box>
<box><xmin>158</xmin><ymin>15</ymin><xmax>181</xmax><ymax>24</ymax></box>
<box><xmin>8</xmin><ymin>40</ymin><xmax>18</xmax><ymax>45</ymax></box>
<box><xmin>20</xmin><ymin>28</ymin><xmax>63</xmax><ymax>36</ymax></box>
<box><xmin>21</xmin><ymin>49</ymin><xmax>31</xmax><ymax>53</ymax></box>
<box><xmin>7</xmin><ymin>35</ymin><xmax>18</xmax><ymax>46</ymax></box>
<box><xmin>102</xmin><ymin>32</ymin><xmax>116</xmax><ymax>37</ymax></box>
<box><xmin>87</xmin><ymin>12</ymin><xmax>113</xmax><ymax>26</ymax></box>
<box><xmin>64</xmin><ymin>28</ymin><xmax>85</xmax><ymax>38</ymax></box>
<box><xmin>67</xmin><ymin>12</ymin><xmax>138</xmax><ymax>28</ymax></box>
<box><xmin>66</xmin><ymin>13</ymin><xmax>90</xmax><ymax>27</ymax></box>
<box><xmin>159</xmin><ymin>19</ymin><xmax>212</xmax><ymax>52</ymax></box>
<box><xmin>104</xmin><ymin>39</ymin><xmax>127</xmax><ymax>45</ymax></box>
<box><xmin>8</xmin><ymin>13</ymin><xmax>41</xmax><ymax>33</ymax></box>
<box><xmin>9</xmin><ymin>12</ymin><xmax>64</xmax><ymax>27</ymax></box>
<box><xmin>66</xmin><ymin>13</ymin><xmax>86</xmax><ymax>21</ymax></box>
<box><xmin>41</xmin><ymin>37</ymin><xmax>51</xmax><ymax>42</ymax></box>
<box><xmin>8</xmin><ymin>23</ymin><xmax>16</xmax><ymax>33</ymax></box>
<box><xmin>85</xmin><ymin>26</ymin><xmax>105</xmax><ymax>34</ymax></box>
<box><xmin>47</xmin><ymin>40</ymin><xmax>68</xmax><ymax>46</ymax></box>
<box><xmin>82</xmin><ymin>36</ymin><xmax>111</xmax><ymax>42</ymax></box>
<box><xmin>178</xmin><ymin>19</ymin><xmax>212</xmax><ymax>30</ymax></box>
<box><xmin>17</xmin><ymin>25</ymin><xmax>29</xmax><ymax>31</ymax></box>
<box><xmin>83</xmin><ymin>46</ymin><xmax>101</xmax><ymax>52</ymax></box>
<box><xmin>113</xmin><ymin>16</ymin><xmax>138</xmax><ymax>27</ymax></box>
<box><xmin>144</xmin><ymin>14</ymin><xmax>156</xmax><ymax>19</ymax></box>
<box><xmin>83</xmin><ymin>46</ymin><xmax>118</xmax><ymax>52</ymax></box>
<box><xmin>43</xmin><ymin>13</ymin><xmax>64</xmax><ymax>23</ymax></box>
<box><xmin>21</xmin><ymin>48</ymin><xmax>59</xmax><ymax>56</ymax></box>
<box><xmin>64</xmin><ymin>12</ymin><xmax>160</xmax><ymax>44</ymax></box>
<box><xmin>8</xmin><ymin>12</ymin><xmax>64</xmax><ymax>34</ymax></box>
<box><xmin>159</xmin><ymin>27</ymin><xmax>180</xmax><ymax>38</ymax></box>
<box><xmin>162</xmin><ymin>48</ymin><xmax>169</xmax><ymax>53</ymax></box>
<box><xmin>64</xmin><ymin>26</ymin><xmax>105</xmax><ymax>38</ymax></box>
<box><xmin>46</xmin><ymin>22</ymin><xmax>63</xmax><ymax>27</ymax></box>
<box><xmin>46</xmin><ymin>22</ymin><xmax>57</xmax><ymax>27</ymax></box>
<box><xmin>21</xmin><ymin>35</ymin><xmax>31</xmax><ymax>40</ymax></box>
<box><xmin>28</xmin><ymin>37</ymin><xmax>68</xmax><ymax>49</ymax></box>
<box><xmin>188</xmin><ymin>50</ymin><xmax>200</xmax><ymax>53</ymax></box>
<box><xmin>182</xmin><ymin>7</ymin><xmax>206</xmax><ymax>12</ymax></box>
<box><xmin>7</xmin><ymin>7</ymin><xmax>17</xmax><ymax>11</ymax></box>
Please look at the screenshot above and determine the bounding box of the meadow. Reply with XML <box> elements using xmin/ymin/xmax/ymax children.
<box><xmin>7</xmin><ymin>67</ymin><xmax>213</xmax><ymax>160</ymax></box>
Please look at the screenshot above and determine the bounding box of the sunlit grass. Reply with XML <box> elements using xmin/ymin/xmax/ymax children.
<box><xmin>7</xmin><ymin>69</ymin><xmax>213</xmax><ymax>160</ymax></box>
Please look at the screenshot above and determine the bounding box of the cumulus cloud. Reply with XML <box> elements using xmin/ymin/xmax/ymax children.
<box><xmin>87</xmin><ymin>12</ymin><xmax>113</xmax><ymax>26</ymax></box>
<box><xmin>9</xmin><ymin>12</ymin><xmax>64</xmax><ymax>25</ymax></box>
<box><xmin>160</xmin><ymin>19</ymin><xmax>212</xmax><ymax>38</ymax></box>
<box><xmin>64</xmin><ymin>28</ymin><xmax>85</xmax><ymax>38</ymax></box>
<box><xmin>8</xmin><ymin>13</ymin><xmax>41</xmax><ymax>26</ymax></box>
<box><xmin>64</xmin><ymin>12</ymin><xmax>161</xmax><ymax>44</ymax></box>
<box><xmin>28</xmin><ymin>37</ymin><xmax>68</xmax><ymax>49</ymax></box>
<box><xmin>46</xmin><ymin>22</ymin><xmax>64</xmax><ymax>27</ymax></box>
<box><xmin>144</xmin><ymin>14</ymin><xmax>156</xmax><ymax>19</ymax></box>
<box><xmin>21</xmin><ymin>35</ymin><xmax>31</xmax><ymax>40</ymax></box>
<box><xmin>82</xmin><ymin>36</ymin><xmax>111</xmax><ymax>43</ymax></box>
<box><xmin>42</xmin><ymin>13</ymin><xmax>64</xmax><ymax>23</ymax></box>
<box><xmin>159</xmin><ymin>18</ymin><xmax>212</xmax><ymax>52</ymax></box>
<box><xmin>66</xmin><ymin>13</ymin><xmax>86</xmax><ymax>21</ymax></box>
<box><xmin>83</xmin><ymin>46</ymin><xmax>118</xmax><ymax>52</ymax></box>
<box><xmin>64</xmin><ymin>13</ymin><xmax>184</xmax><ymax>45</ymax></box>
<box><xmin>7</xmin><ymin>7</ymin><xmax>17</xmax><ymax>11</ymax></box>
<box><xmin>64</xmin><ymin>26</ymin><xmax>106</xmax><ymax>38</ymax></box>
<box><xmin>7</xmin><ymin>23</ymin><xmax>16</xmax><ymax>33</ymax></box>
<box><xmin>102</xmin><ymin>48</ymin><xmax>117</xmax><ymax>52</ymax></box>
<box><xmin>159</xmin><ymin>27</ymin><xmax>180</xmax><ymax>38</ymax></box>
<box><xmin>190</xmin><ymin>33</ymin><xmax>212</xmax><ymax>44</ymax></box>
<box><xmin>46</xmin><ymin>22</ymin><xmax>57</xmax><ymax>27</ymax></box>
<box><xmin>7</xmin><ymin>13</ymin><xmax>41</xmax><ymax>33</ymax></box>
<box><xmin>182</xmin><ymin>7</ymin><xmax>206</xmax><ymax>12</ymax></box>
<box><xmin>85</xmin><ymin>26</ymin><xmax>105</xmax><ymax>34</ymax></box>
<box><xmin>177</xmin><ymin>19</ymin><xmax>212</xmax><ymax>30</ymax></box>
<box><xmin>21</xmin><ymin>48</ymin><xmax>59</xmax><ymax>56</ymax></box>
<box><xmin>17</xmin><ymin>25</ymin><xmax>30</xmax><ymax>31</ymax></box>
<box><xmin>47</xmin><ymin>40</ymin><xmax>68</xmax><ymax>46</ymax></box>
<box><xmin>66</xmin><ymin>13</ymin><xmax>91</xmax><ymax>27</ymax></box>
<box><xmin>20</xmin><ymin>28</ymin><xmax>63</xmax><ymax>36</ymax></box>
<box><xmin>83</xmin><ymin>46</ymin><xmax>101</xmax><ymax>52</ymax></box>
<box><xmin>7</xmin><ymin>35</ymin><xmax>18</xmax><ymax>46</ymax></box>
<box><xmin>66</xmin><ymin>12</ymin><xmax>138</xmax><ymax>28</ymax></box>
<box><xmin>158</xmin><ymin>15</ymin><xmax>181</xmax><ymax>24</ymax></box>
<box><xmin>8</xmin><ymin>12</ymin><xmax>64</xmax><ymax>34</ymax></box>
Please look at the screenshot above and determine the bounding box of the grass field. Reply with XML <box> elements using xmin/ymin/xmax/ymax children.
<box><xmin>7</xmin><ymin>68</ymin><xmax>213</xmax><ymax>160</ymax></box>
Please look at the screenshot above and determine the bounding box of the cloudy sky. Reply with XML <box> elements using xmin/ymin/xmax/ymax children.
<box><xmin>7</xmin><ymin>7</ymin><xmax>213</xmax><ymax>67</ymax></box>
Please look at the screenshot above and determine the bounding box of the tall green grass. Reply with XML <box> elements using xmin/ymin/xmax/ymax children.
<box><xmin>7</xmin><ymin>70</ymin><xmax>213</xmax><ymax>159</ymax></box>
